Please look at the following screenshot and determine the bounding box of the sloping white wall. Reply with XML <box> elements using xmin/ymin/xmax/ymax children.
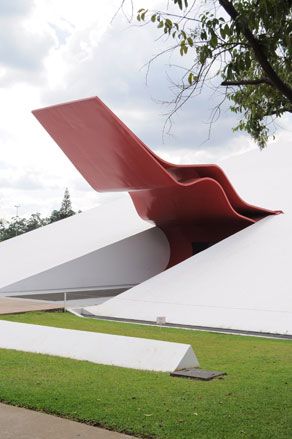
<box><xmin>0</xmin><ymin>195</ymin><xmax>169</xmax><ymax>294</ymax></box>
<box><xmin>2</xmin><ymin>227</ymin><xmax>169</xmax><ymax>293</ymax></box>
<box><xmin>88</xmin><ymin>214</ymin><xmax>291</xmax><ymax>335</ymax></box>
<box><xmin>85</xmin><ymin>143</ymin><xmax>292</xmax><ymax>335</ymax></box>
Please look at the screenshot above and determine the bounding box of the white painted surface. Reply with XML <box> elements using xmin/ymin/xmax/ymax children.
<box><xmin>85</xmin><ymin>143</ymin><xmax>292</xmax><ymax>335</ymax></box>
<box><xmin>0</xmin><ymin>320</ymin><xmax>199</xmax><ymax>372</ymax></box>
<box><xmin>1</xmin><ymin>228</ymin><xmax>169</xmax><ymax>293</ymax></box>
<box><xmin>0</xmin><ymin>196</ymin><xmax>170</xmax><ymax>293</ymax></box>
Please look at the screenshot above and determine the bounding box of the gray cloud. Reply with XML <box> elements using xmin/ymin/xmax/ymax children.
<box><xmin>0</xmin><ymin>22</ymin><xmax>53</xmax><ymax>71</ymax></box>
<box><xmin>0</xmin><ymin>1</ymin><xmax>55</xmax><ymax>86</ymax></box>
<box><xmin>0</xmin><ymin>0</ymin><xmax>33</xmax><ymax>17</ymax></box>
<box><xmin>0</xmin><ymin>174</ymin><xmax>44</xmax><ymax>191</ymax></box>
<box><xmin>41</xmin><ymin>15</ymin><xmax>244</xmax><ymax>160</ymax></box>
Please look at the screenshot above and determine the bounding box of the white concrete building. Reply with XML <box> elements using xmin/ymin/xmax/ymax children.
<box><xmin>1</xmin><ymin>100</ymin><xmax>291</xmax><ymax>337</ymax></box>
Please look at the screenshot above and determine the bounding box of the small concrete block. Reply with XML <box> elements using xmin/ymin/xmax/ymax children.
<box><xmin>170</xmin><ymin>368</ymin><xmax>226</xmax><ymax>381</ymax></box>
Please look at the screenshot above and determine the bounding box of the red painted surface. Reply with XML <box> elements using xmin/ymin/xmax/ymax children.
<box><xmin>33</xmin><ymin>97</ymin><xmax>279</xmax><ymax>267</ymax></box>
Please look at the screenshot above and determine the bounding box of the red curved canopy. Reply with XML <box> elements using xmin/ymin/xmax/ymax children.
<box><xmin>33</xmin><ymin>97</ymin><xmax>279</xmax><ymax>266</ymax></box>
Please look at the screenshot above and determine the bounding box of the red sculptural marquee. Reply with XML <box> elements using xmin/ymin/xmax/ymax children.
<box><xmin>33</xmin><ymin>97</ymin><xmax>279</xmax><ymax>267</ymax></box>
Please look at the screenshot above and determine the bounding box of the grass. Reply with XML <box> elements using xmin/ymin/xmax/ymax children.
<box><xmin>0</xmin><ymin>311</ymin><xmax>291</xmax><ymax>439</ymax></box>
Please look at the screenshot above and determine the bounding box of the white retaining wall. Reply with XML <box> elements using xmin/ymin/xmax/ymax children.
<box><xmin>0</xmin><ymin>320</ymin><xmax>199</xmax><ymax>372</ymax></box>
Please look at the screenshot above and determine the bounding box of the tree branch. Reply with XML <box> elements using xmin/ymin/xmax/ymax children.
<box><xmin>219</xmin><ymin>0</ymin><xmax>292</xmax><ymax>103</ymax></box>
<box><xmin>221</xmin><ymin>78</ymin><xmax>273</xmax><ymax>86</ymax></box>
<box><xmin>155</xmin><ymin>11</ymin><xmax>201</xmax><ymax>22</ymax></box>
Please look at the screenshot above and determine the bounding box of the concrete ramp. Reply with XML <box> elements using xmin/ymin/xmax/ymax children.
<box><xmin>0</xmin><ymin>196</ymin><xmax>170</xmax><ymax>294</ymax></box>
<box><xmin>84</xmin><ymin>143</ymin><xmax>292</xmax><ymax>336</ymax></box>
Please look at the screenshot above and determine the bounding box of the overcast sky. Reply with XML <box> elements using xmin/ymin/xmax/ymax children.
<box><xmin>0</xmin><ymin>0</ymin><xmax>291</xmax><ymax>219</ymax></box>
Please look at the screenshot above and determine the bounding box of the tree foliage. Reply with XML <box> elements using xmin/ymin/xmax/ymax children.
<box><xmin>134</xmin><ymin>0</ymin><xmax>292</xmax><ymax>148</ymax></box>
<box><xmin>0</xmin><ymin>214</ymin><xmax>48</xmax><ymax>241</ymax></box>
<box><xmin>0</xmin><ymin>189</ymin><xmax>78</xmax><ymax>242</ymax></box>
<box><xmin>49</xmin><ymin>187</ymin><xmax>75</xmax><ymax>223</ymax></box>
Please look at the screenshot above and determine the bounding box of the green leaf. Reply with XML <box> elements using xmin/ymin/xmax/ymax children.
<box><xmin>210</xmin><ymin>31</ymin><xmax>218</xmax><ymax>48</ymax></box>
<box><xmin>165</xmin><ymin>18</ymin><xmax>173</xmax><ymax>28</ymax></box>
<box><xmin>187</xmin><ymin>72</ymin><xmax>197</xmax><ymax>84</ymax></box>
<box><xmin>224</xmin><ymin>24</ymin><xmax>230</xmax><ymax>37</ymax></box>
<box><xmin>200</xmin><ymin>30</ymin><xmax>207</xmax><ymax>40</ymax></box>
<box><xmin>219</xmin><ymin>26</ymin><xmax>225</xmax><ymax>40</ymax></box>
<box><xmin>199</xmin><ymin>46</ymin><xmax>210</xmax><ymax>64</ymax></box>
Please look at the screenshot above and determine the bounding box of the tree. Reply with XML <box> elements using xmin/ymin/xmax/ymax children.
<box><xmin>48</xmin><ymin>188</ymin><xmax>76</xmax><ymax>223</ymax></box>
<box><xmin>131</xmin><ymin>0</ymin><xmax>292</xmax><ymax>148</ymax></box>
<box><xmin>60</xmin><ymin>187</ymin><xmax>75</xmax><ymax>217</ymax></box>
<box><xmin>25</xmin><ymin>213</ymin><xmax>48</xmax><ymax>232</ymax></box>
<box><xmin>0</xmin><ymin>189</ymin><xmax>79</xmax><ymax>242</ymax></box>
<box><xmin>0</xmin><ymin>216</ymin><xmax>30</xmax><ymax>241</ymax></box>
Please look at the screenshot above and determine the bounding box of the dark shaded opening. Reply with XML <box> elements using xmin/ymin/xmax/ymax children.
<box><xmin>192</xmin><ymin>242</ymin><xmax>213</xmax><ymax>255</ymax></box>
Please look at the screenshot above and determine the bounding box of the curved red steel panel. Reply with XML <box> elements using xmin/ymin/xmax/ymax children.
<box><xmin>32</xmin><ymin>97</ymin><xmax>280</xmax><ymax>267</ymax></box>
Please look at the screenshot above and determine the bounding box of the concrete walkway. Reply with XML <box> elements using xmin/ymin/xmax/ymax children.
<box><xmin>0</xmin><ymin>403</ymin><xmax>135</xmax><ymax>439</ymax></box>
<box><xmin>0</xmin><ymin>297</ymin><xmax>61</xmax><ymax>314</ymax></box>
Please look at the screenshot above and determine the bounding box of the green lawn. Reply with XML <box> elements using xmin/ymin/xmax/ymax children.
<box><xmin>0</xmin><ymin>311</ymin><xmax>291</xmax><ymax>439</ymax></box>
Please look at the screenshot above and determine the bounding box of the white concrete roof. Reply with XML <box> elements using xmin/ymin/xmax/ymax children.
<box><xmin>86</xmin><ymin>143</ymin><xmax>292</xmax><ymax>335</ymax></box>
<box><xmin>0</xmin><ymin>195</ymin><xmax>152</xmax><ymax>291</ymax></box>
